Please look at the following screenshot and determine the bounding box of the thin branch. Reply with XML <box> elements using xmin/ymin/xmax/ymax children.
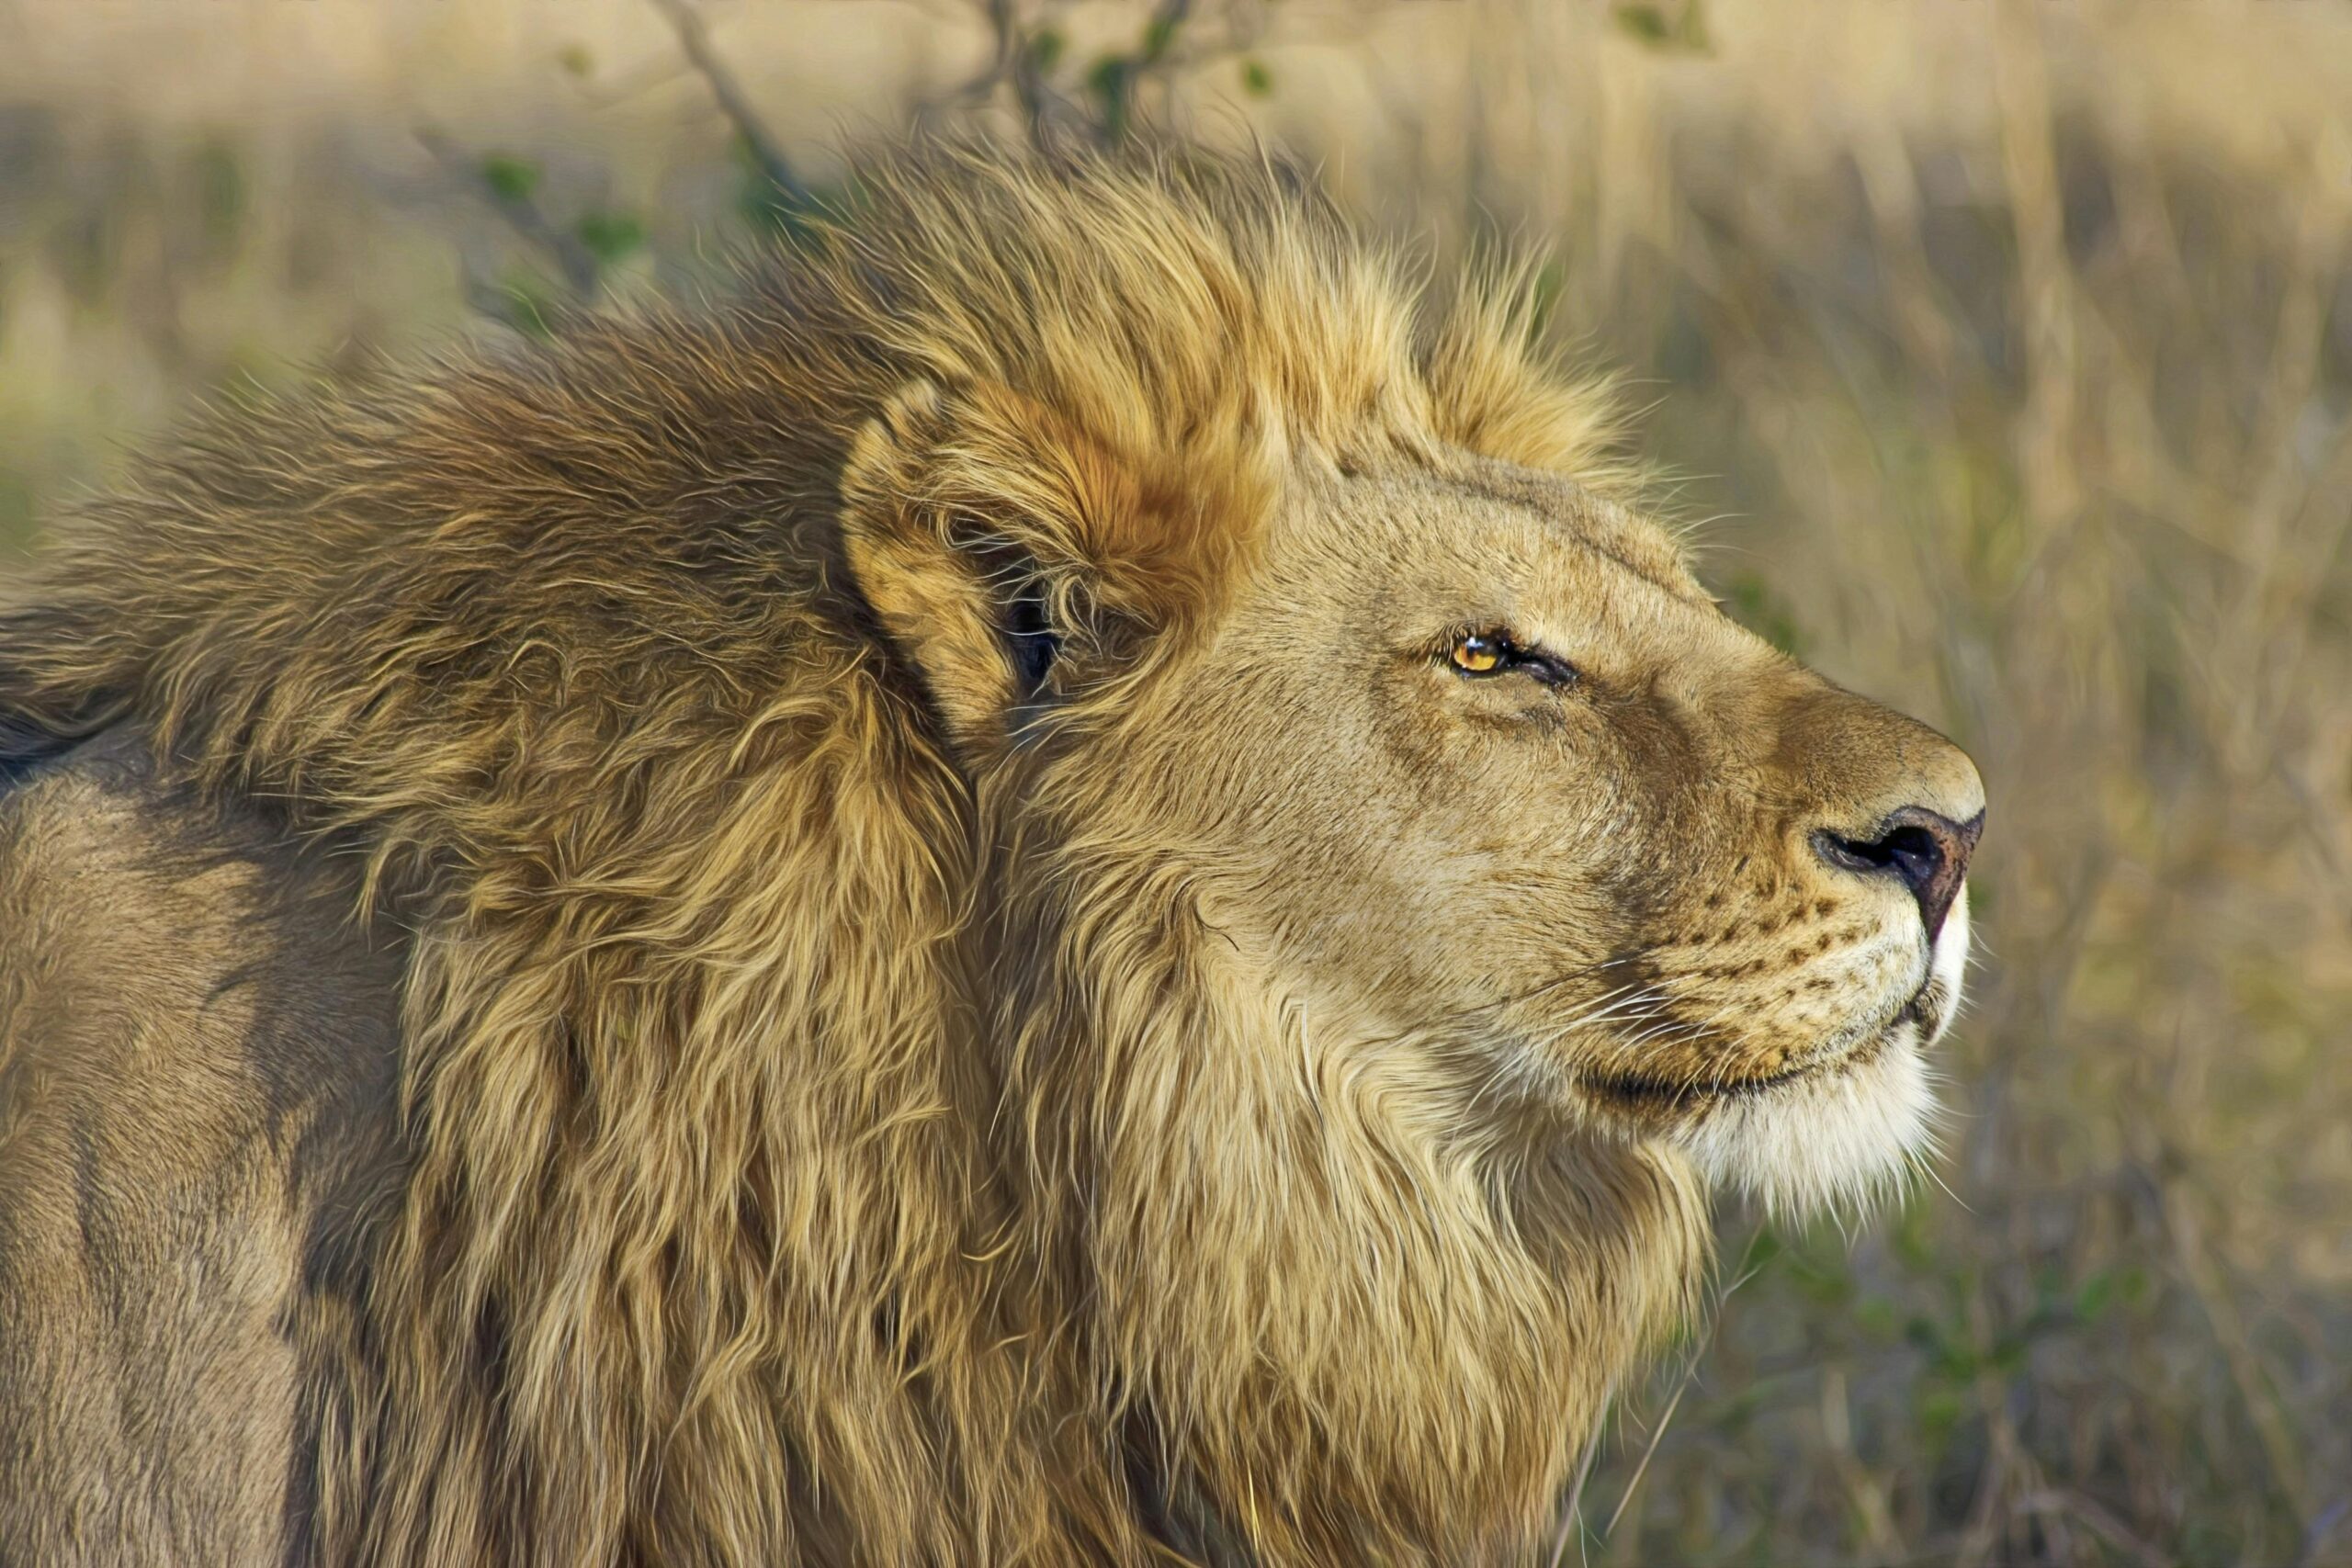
<box><xmin>1600</xmin><ymin>1362</ymin><xmax>1692</xmax><ymax>1540</ymax></box>
<box><xmin>1145</xmin><ymin>0</ymin><xmax>1195</xmax><ymax>56</ymax></box>
<box><xmin>1577</xmin><ymin>1224</ymin><xmax>1769</xmax><ymax>1556</ymax></box>
<box><xmin>642</xmin><ymin>0</ymin><xmax>809</xmax><ymax>205</ymax></box>
<box><xmin>414</xmin><ymin>126</ymin><xmax>601</xmax><ymax>296</ymax></box>
<box><xmin>2012</xmin><ymin>1491</ymin><xmax>2171</xmax><ymax>1568</ymax></box>
<box><xmin>1545</xmin><ymin>1378</ymin><xmax>1613</xmax><ymax>1568</ymax></box>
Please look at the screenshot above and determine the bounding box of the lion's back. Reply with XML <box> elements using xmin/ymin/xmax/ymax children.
<box><xmin>0</xmin><ymin>731</ymin><xmax>410</xmax><ymax>1563</ymax></box>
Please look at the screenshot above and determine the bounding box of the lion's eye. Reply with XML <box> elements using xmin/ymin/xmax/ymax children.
<box><xmin>1450</xmin><ymin>631</ymin><xmax>1508</xmax><ymax>675</ymax></box>
<box><xmin>1443</xmin><ymin>628</ymin><xmax>1577</xmax><ymax>688</ymax></box>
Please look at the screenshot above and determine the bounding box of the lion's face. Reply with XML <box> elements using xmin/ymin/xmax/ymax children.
<box><xmin>1076</xmin><ymin>452</ymin><xmax>1984</xmax><ymax>1213</ymax></box>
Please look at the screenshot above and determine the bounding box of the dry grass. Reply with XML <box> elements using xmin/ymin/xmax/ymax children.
<box><xmin>1</xmin><ymin>2</ymin><xmax>2346</xmax><ymax>1562</ymax></box>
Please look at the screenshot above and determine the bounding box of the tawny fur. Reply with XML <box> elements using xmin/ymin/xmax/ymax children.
<box><xmin>0</xmin><ymin>142</ymin><xmax>1977</xmax><ymax>1564</ymax></box>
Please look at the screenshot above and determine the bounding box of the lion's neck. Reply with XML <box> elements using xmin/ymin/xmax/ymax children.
<box><xmin>1011</xmin><ymin>924</ymin><xmax>1709</xmax><ymax>1563</ymax></box>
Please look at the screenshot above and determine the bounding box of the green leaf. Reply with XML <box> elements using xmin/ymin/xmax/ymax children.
<box><xmin>495</xmin><ymin>266</ymin><xmax>560</xmax><ymax>340</ymax></box>
<box><xmin>574</xmin><ymin>210</ymin><xmax>646</xmax><ymax>265</ymax></box>
<box><xmin>1613</xmin><ymin>0</ymin><xmax>1712</xmax><ymax>54</ymax></box>
<box><xmin>1026</xmin><ymin>27</ymin><xmax>1065</xmax><ymax>73</ymax></box>
<box><xmin>1679</xmin><ymin>1</ymin><xmax>1713</xmax><ymax>51</ymax></box>
<box><xmin>1917</xmin><ymin>1387</ymin><xmax>1964</xmax><ymax>1441</ymax></box>
<box><xmin>2073</xmin><ymin>1270</ymin><xmax>2117</xmax><ymax>1322</ymax></box>
<box><xmin>1087</xmin><ymin>55</ymin><xmax>1135</xmax><ymax>142</ymax></box>
<box><xmin>1613</xmin><ymin>4</ymin><xmax>1672</xmax><ymax>43</ymax></box>
<box><xmin>1723</xmin><ymin>570</ymin><xmax>1806</xmax><ymax>657</ymax></box>
<box><xmin>190</xmin><ymin>141</ymin><xmax>244</xmax><ymax>253</ymax></box>
<box><xmin>1889</xmin><ymin>1203</ymin><xmax>1936</xmax><ymax>1271</ymax></box>
<box><xmin>1239</xmin><ymin>58</ymin><xmax>1274</xmax><ymax>97</ymax></box>
<box><xmin>1141</xmin><ymin>10</ymin><xmax>1180</xmax><ymax>62</ymax></box>
<box><xmin>480</xmin><ymin>153</ymin><xmax>541</xmax><ymax>205</ymax></box>
<box><xmin>2116</xmin><ymin>1266</ymin><xmax>2152</xmax><ymax>1307</ymax></box>
<box><xmin>733</xmin><ymin>135</ymin><xmax>820</xmax><ymax>238</ymax></box>
<box><xmin>1526</xmin><ymin>258</ymin><xmax>1566</xmax><ymax>338</ymax></box>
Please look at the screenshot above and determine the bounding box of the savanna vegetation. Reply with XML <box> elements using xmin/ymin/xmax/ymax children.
<box><xmin>1</xmin><ymin>2</ymin><xmax>2345</xmax><ymax>1562</ymax></box>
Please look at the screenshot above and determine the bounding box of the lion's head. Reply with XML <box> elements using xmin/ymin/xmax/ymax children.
<box><xmin>0</xmin><ymin>143</ymin><xmax>1982</xmax><ymax>1564</ymax></box>
<box><xmin>853</xmin><ymin>388</ymin><xmax>1980</xmax><ymax>1200</ymax></box>
<box><xmin>837</xmin><ymin>158</ymin><xmax>1980</xmax><ymax>1193</ymax></box>
<box><xmin>827</xmin><ymin>150</ymin><xmax>1984</xmax><ymax>1559</ymax></box>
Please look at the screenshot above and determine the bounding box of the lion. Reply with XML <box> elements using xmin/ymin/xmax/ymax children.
<box><xmin>0</xmin><ymin>143</ymin><xmax>1984</xmax><ymax>1565</ymax></box>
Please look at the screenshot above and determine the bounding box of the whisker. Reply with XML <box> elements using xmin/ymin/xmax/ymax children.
<box><xmin>1429</xmin><ymin>952</ymin><xmax>1659</xmax><ymax>1032</ymax></box>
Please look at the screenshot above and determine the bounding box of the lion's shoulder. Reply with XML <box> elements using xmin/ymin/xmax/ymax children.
<box><xmin>0</xmin><ymin>730</ymin><xmax>410</xmax><ymax>1562</ymax></box>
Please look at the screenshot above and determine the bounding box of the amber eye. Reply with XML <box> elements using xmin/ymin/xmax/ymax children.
<box><xmin>1449</xmin><ymin>631</ymin><xmax>1510</xmax><ymax>675</ymax></box>
<box><xmin>1443</xmin><ymin>628</ymin><xmax>1578</xmax><ymax>689</ymax></box>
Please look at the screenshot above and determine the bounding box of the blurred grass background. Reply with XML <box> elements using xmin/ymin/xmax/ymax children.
<box><xmin>2</xmin><ymin>1</ymin><xmax>2346</xmax><ymax>1562</ymax></box>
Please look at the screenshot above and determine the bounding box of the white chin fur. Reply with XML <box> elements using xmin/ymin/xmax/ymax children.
<box><xmin>1672</xmin><ymin>886</ymin><xmax>1969</xmax><ymax>1220</ymax></box>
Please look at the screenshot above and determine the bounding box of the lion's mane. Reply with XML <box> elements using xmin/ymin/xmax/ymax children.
<box><xmin>0</xmin><ymin>144</ymin><xmax>1704</xmax><ymax>1563</ymax></box>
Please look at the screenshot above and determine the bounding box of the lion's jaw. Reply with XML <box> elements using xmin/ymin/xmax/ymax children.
<box><xmin>1667</xmin><ymin>886</ymin><xmax>1970</xmax><ymax>1217</ymax></box>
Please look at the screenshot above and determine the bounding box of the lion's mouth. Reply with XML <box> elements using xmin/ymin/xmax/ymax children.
<box><xmin>1577</xmin><ymin>980</ymin><xmax>1942</xmax><ymax>1111</ymax></box>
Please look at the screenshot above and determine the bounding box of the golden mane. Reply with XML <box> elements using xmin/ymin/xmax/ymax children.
<box><xmin>0</xmin><ymin>142</ymin><xmax>1701</xmax><ymax>1563</ymax></box>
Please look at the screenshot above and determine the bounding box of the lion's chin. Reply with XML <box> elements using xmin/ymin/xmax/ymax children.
<box><xmin>1668</xmin><ymin>889</ymin><xmax>1969</xmax><ymax>1220</ymax></box>
<box><xmin>1668</xmin><ymin>1022</ymin><xmax>1935</xmax><ymax>1217</ymax></box>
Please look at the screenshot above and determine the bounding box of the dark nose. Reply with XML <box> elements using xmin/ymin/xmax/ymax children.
<box><xmin>1814</xmin><ymin>807</ymin><xmax>1984</xmax><ymax>942</ymax></box>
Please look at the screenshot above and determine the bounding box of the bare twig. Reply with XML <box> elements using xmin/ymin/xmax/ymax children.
<box><xmin>999</xmin><ymin>0</ymin><xmax>1069</xmax><ymax>147</ymax></box>
<box><xmin>2012</xmin><ymin>1490</ymin><xmax>2172</xmax><ymax>1568</ymax></box>
<box><xmin>414</xmin><ymin>126</ymin><xmax>601</xmax><ymax>296</ymax></box>
<box><xmin>1600</xmin><ymin>1361</ymin><xmax>1692</xmax><ymax>1540</ymax></box>
<box><xmin>1114</xmin><ymin>0</ymin><xmax>1198</xmax><ymax>137</ymax></box>
<box><xmin>1577</xmin><ymin>1227</ymin><xmax>1770</xmax><ymax>1554</ymax></box>
<box><xmin>918</xmin><ymin>0</ymin><xmax>1289</xmax><ymax>151</ymax></box>
<box><xmin>917</xmin><ymin>0</ymin><xmax>1075</xmax><ymax>149</ymax></box>
<box><xmin>642</xmin><ymin>0</ymin><xmax>808</xmax><ymax>204</ymax></box>
<box><xmin>1544</xmin><ymin>1378</ymin><xmax>1612</xmax><ymax>1568</ymax></box>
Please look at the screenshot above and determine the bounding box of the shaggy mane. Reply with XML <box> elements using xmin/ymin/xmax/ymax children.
<box><xmin>0</xmin><ymin>142</ymin><xmax>1698</xmax><ymax>1564</ymax></box>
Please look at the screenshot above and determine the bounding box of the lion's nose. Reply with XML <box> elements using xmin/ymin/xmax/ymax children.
<box><xmin>1814</xmin><ymin>807</ymin><xmax>1983</xmax><ymax>942</ymax></box>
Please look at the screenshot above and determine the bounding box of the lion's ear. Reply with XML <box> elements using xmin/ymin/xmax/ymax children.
<box><xmin>841</xmin><ymin>379</ymin><xmax>1059</xmax><ymax>752</ymax></box>
<box><xmin>841</xmin><ymin>377</ymin><xmax>1226</xmax><ymax>755</ymax></box>
<box><xmin>836</xmin><ymin>384</ymin><xmax>995</xmax><ymax>749</ymax></box>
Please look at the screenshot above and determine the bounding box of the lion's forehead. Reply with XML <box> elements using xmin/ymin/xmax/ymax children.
<box><xmin>1270</xmin><ymin>461</ymin><xmax>1710</xmax><ymax>625</ymax></box>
